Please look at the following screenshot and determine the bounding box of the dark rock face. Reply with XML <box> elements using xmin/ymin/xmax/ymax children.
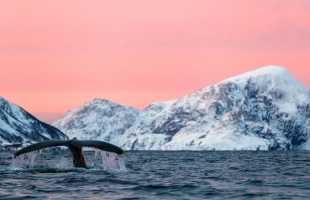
<box><xmin>121</xmin><ymin>67</ymin><xmax>310</xmax><ymax>150</ymax></box>
<box><xmin>204</xmin><ymin>78</ymin><xmax>310</xmax><ymax>150</ymax></box>
<box><xmin>0</xmin><ymin>97</ymin><xmax>67</xmax><ymax>145</ymax></box>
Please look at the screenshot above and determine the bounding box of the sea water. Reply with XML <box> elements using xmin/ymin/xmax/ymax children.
<box><xmin>1</xmin><ymin>151</ymin><xmax>310</xmax><ymax>199</ymax></box>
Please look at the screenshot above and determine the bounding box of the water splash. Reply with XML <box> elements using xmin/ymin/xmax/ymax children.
<box><xmin>10</xmin><ymin>149</ymin><xmax>126</xmax><ymax>171</ymax></box>
<box><xmin>55</xmin><ymin>154</ymin><xmax>73</xmax><ymax>169</ymax></box>
<box><xmin>92</xmin><ymin>150</ymin><xmax>127</xmax><ymax>171</ymax></box>
<box><xmin>11</xmin><ymin>151</ymin><xmax>39</xmax><ymax>169</ymax></box>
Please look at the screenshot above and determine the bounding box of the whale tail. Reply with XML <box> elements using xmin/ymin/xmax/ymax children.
<box><xmin>14</xmin><ymin>139</ymin><xmax>124</xmax><ymax>168</ymax></box>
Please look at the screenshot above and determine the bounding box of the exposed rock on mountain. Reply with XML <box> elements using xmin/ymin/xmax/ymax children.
<box><xmin>0</xmin><ymin>97</ymin><xmax>67</xmax><ymax>145</ymax></box>
<box><xmin>54</xmin><ymin>66</ymin><xmax>310</xmax><ymax>151</ymax></box>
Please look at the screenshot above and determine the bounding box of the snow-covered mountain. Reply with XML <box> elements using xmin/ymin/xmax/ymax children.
<box><xmin>53</xmin><ymin>98</ymin><xmax>140</xmax><ymax>145</ymax></box>
<box><xmin>0</xmin><ymin>97</ymin><xmax>67</xmax><ymax>146</ymax></box>
<box><xmin>54</xmin><ymin>66</ymin><xmax>310</xmax><ymax>150</ymax></box>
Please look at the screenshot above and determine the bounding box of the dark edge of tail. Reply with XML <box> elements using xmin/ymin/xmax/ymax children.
<box><xmin>14</xmin><ymin>140</ymin><xmax>124</xmax><ymax>158</ymax></box>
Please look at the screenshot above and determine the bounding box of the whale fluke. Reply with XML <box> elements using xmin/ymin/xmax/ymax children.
<box><xmin>14</xmin><ymin>139</ymin><xmax>124</xmax><ymax>168</ymax></box>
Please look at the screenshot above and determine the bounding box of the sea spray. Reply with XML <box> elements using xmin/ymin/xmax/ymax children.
<box><xmin>92</xmin><ymin>150</ymin><xmax>127</xmax><ymax>171</ymax></box>
<box><xmin>11</xmin><ymin>149</ymin><xmax>126</xmax><ymax>170</ymax></box>
<box><xmin>11</xmin><ymin>151</ymin><xmax>39</xmax><ymax>169</ymax></box>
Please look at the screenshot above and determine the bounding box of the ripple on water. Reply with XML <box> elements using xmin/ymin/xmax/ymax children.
<box><xmin>1</xmin><ymin>151</ymin><xmax>310</xmax><ymax>199</ymax></box>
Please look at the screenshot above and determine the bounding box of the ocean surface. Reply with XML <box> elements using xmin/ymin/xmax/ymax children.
<box><xmin>1</xmin><ymin>150</ymin><xmax>310</xmax><ymax>200</ymax></box>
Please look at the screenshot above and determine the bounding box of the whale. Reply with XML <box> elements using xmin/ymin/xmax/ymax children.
<box><xmin>14</xmin><ymin>138</ymin><xmax>124</xmax><ymax>168</ymax></box>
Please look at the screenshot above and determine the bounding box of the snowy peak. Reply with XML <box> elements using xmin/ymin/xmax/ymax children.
<box><xmin>77</xmin><ymin>98</ymin><xmax>136</xmax><ymax>113</ymax></box>
<box><xmin>54</xmin><ymin>66</ymin><xmax>310</xmax><ymax>151</ymax></box>
<box><xmin>0</xmin><ymin>97</ymin><xmax>23</xmax><ymax>117</ymax></box>
<box><xmin>223</xmin><ymin>66</ymin><xmax>289</xmax><ymax>82</ymax></box>
<box><xmin>86</xmin><ymin>98</ymin><xmax>126</xmax><ymax>108</ymax></box>
<box><xmin>190</xmin><ymin>66</ymin><xmax>309</xmax><ymax>114</ymax></box>
<box><xmin>120</xmin><ymin>66</ymin><xmax>310</xmax><ymax>150</ymax></box>
<box><xmin>226</xmin><ymin>65</ymin><xmax>289</xmax><ymax>81</ymax></box>
<box><xmin>221</xmin><ymin>66</ymin><xmax>307</xmax><ymax>92</ymax></box>
<box><xmin>54</xmin><ymin>98</ymin><xmax>139</xmax><ymax>127</ymax></box>
<box><xmin>53</xmin><ymin>98</ymin><xmax>140</xmax><ymax>144</ymax></box>
<box><xmin>0</xmin><ymin>97</ymin><xmax>67</xmax><ymax>145</ymax></box>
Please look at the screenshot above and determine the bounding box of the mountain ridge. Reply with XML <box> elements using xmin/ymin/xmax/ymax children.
<box><xmin>0</xmin><ymin>97</ymin><xmax>68</xmax><ymax>145</ymax></box>
<box><xmin>54</xmin><ymin>66</ymin><xmax>310</xmax><ymax>150</ymax></box>
<box><xmin>53</xmin><ymin>98</ymin><xmax>140</xmax><ymax>144</ymax></box>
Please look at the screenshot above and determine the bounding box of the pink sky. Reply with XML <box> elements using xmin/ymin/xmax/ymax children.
<box><xmin>1</xmin><ymin>1</ymin><xmax>310</xmax><ymax>122</ymax></box>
